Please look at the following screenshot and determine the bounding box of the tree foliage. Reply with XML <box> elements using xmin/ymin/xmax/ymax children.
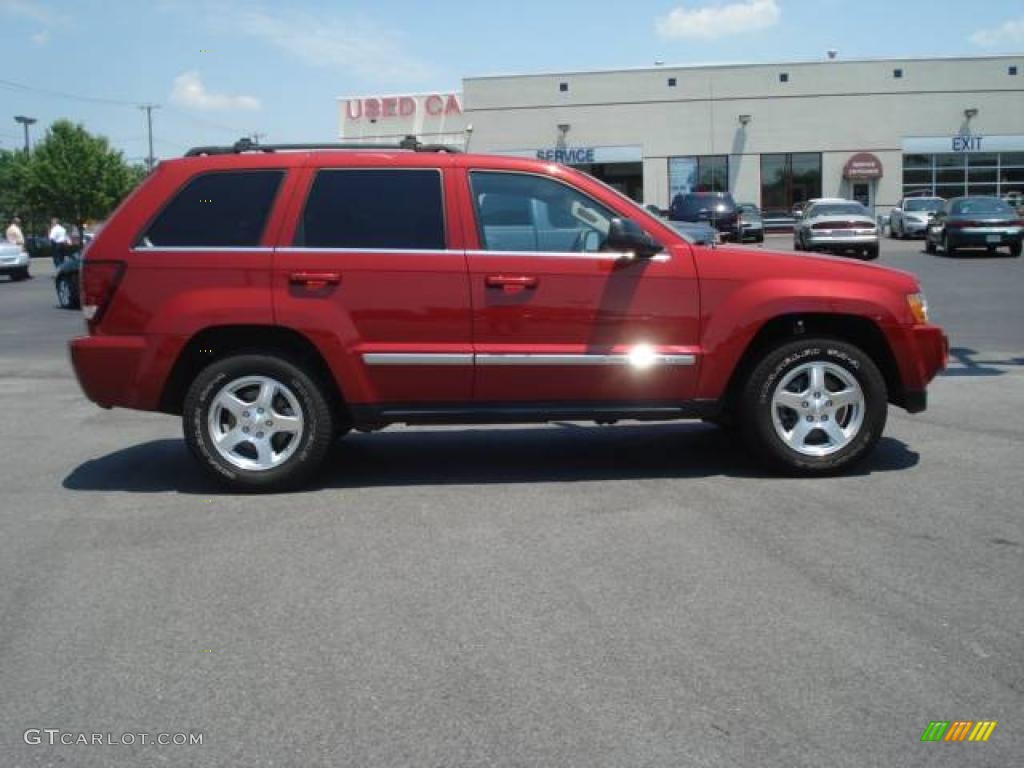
<box><xmin>4</xmin><ymin>120</ymin><xmax>147</xmax><ymax>235</ymax></box>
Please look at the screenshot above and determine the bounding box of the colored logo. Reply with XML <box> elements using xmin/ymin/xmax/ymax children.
<box><xmin>920</xmin><ymin>721</ymin><xmax>997</xmax><ymax>742</ymax></box>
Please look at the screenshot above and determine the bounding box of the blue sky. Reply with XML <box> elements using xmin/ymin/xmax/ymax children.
<box><xmin>1</xmin><ymin>0</ymin><xmax>1022</xmax><ymax>164</ymax></box>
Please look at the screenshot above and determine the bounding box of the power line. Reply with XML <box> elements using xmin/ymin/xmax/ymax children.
<box><xmin>0</xmin><ymin>77</ymin><xmax>141</xmax><ymax>107</ymax></box>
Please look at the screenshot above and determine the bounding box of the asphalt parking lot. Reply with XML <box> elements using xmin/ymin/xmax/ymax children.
<box><xmin>1</xmin><ymin>237</ymin><xmax>1021</xmax><ymax>767</ymax></box>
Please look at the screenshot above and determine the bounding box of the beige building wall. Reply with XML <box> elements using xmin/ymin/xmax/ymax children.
<box><xmin>463</xmin><ymin>56</ymin><xmax>1024</xmax><ymax>214</ymax></box>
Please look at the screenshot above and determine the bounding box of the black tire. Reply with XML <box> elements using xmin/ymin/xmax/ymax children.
<box><xmin>10</xmin><ymin>267</ymin><xmax>29</xmax><ymax>281</ymax></box>
<box><xmin>1010</xmin><ymin>242</ymin><xmax>1022</xmax><ymax>258</ymax></box>
<box><xmin>739</xmin><ymin>337</ymin><xmax>888</xmax><ymax>475</ymax></box>
<box><xmin>924</xmin><ymin>236</ymin><xmax>936</xmax><ymax>254</ymax></box>
<box><xmin>943</xmin><ymin>234</ymin><xmax>957</xmax><ymax>257</ymax></box>
<box><xmin>754</xmin><ymin>233</ymin><xmax>764</xmax><ymax>244</ymax></box>
<box><xmin>183</xmin><ymin>354</ymin><xmax>335</xmax><ymax>492</ymax></box>
<box><xmin>56</xmin><ymin>275</ymin><xmax>79</xmax><ymax>308</ymax></box>
<box><xmin>889</xmin><ymin>221</ymin><xmax>899</xmax><ymax>239</ymax></box>
<box><xmin>863</xmin><ymin>245</ymin><xmax>879</xmax><ymax>260</ymax></box>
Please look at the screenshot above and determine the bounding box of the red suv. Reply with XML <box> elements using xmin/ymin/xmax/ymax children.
<box><xmin>70</xmin><ymin>139</ymin><xmax>948</xmax><ymax>491</ymax></box>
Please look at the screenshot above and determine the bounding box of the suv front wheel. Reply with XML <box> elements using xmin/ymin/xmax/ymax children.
<box><xmin>740</xmin><ymin>338</ymin><xmax>887</xmax><ymax>474</ymax></box>
<box><xmin>183</xmin><ymin>354</ymin><xmax>335</xmax><ymax>491</ymax></box>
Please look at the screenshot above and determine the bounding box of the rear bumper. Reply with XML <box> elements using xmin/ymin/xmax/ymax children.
<box><xmin>947</xmin><ymin>228</ymin><xmax>1023</xmax><ymax>248</ymax></box>
<box><xmin>886</xmin><ymin>323</ymin><xmax>949</xmax><ymax>412</ymax></box>
<box><xmin>899</xmin><ymin>219</ymin><xmax>930</xmax><ymax>235</ymax></box>
<box><xmin>806</xmin><ymin>233</ymin><xmax>879</xmax><ymax>250</ymax></box>
<box><xmin>69</xmin><ymin>334</ymin><xmax>179</xmax><ymax>411</ymax></box>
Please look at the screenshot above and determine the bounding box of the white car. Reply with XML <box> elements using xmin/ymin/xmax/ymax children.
<box><xmin>793</xmin><ymin>200</ymin><xmax>880</xmax><ymax>260</ymax></box>
<box><xmin>0</xmin><ymin>242</ymin><xmax>30</xmax><ymax>281</ymax></box>
<box><xmin>889</xmin><ymin>197</ymin><xmax>944</xmax><ymax>239</ymax></box>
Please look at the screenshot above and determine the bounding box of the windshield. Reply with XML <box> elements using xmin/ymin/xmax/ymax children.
<box><xmin>951</xmin><ymin>198</ymin><xmax>1015</xmax><ymax>215</ymax></box>
<box><xmin>904</xmin><ymin>198</ymin><xmax>943</xmax><ymax>212</ymax></box>
<box><xmin>808</xmin><ymin>203</ymin><xmax>869</xmax><ymax>217</ymax></box>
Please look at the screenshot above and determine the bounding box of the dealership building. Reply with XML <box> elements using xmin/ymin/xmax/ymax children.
<box><xmin>338</xmin><ymin>54</ymin><xmax>1024</xmax><ymax>217</ymax></box>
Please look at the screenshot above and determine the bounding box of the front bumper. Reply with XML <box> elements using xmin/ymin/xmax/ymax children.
<box><xmin>886</xmin><ymin>323</ymin><xmax>949</xmax><ymax>412</ymax></box>
<box><xmin>0</xmin><ymin>250</ymin><xmax>30</xmax><ymax>273</ymax></box>
<box><xmin>947</xmin><ymin>228</ymin><xmax>1023</xmax><ymax>249</ymax></box>
<box><xmin>900</xmin><ymin>218</ymin><xmax>931</xmax><ymax>235</ymax></box>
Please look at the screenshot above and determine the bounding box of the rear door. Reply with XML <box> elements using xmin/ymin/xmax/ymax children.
<box><xmin>461</xmin><ymin>168</ymin><xmax>701</xmax><ymax>405</ymax></box>
<box><xmin>273</xmin><ymin>156</ymin><xmax>472</xmax><ymax>407</ymax></box>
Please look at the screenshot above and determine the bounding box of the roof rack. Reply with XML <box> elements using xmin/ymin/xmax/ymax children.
<box><xmin>184</xmin><ymin>135</ymin><xmax>461</xmax><ymax>157</ymax></box>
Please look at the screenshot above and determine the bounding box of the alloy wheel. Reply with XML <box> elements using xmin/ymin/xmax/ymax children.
<box><xmin>206</xmin><ymin>375</ymin><xmax>305</xmax><ymax>471</ymax></box>
<box><xmin>770</xmin><ymin>361</ymin><xmax>865</xmax><ymax>457</ymax></box>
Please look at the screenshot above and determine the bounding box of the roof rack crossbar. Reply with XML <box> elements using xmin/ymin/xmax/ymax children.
<box><xmin>184</xmin><ymin>135</ymin><xmax>461</xmax><ymax>157</ymax></box>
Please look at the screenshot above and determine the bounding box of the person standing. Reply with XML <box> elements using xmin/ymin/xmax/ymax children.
<box><xmin>48</xmin><ymin>217</ymin><xmax>70</xmax><ymax>266</ymax></box>
<box><xmin>6</xmin><ymin>216</ymin><xmax>24</xmax><ymax>247</ymax></box>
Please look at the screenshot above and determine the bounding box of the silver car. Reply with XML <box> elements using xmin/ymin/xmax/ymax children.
<box><xmin>793</xmin><ymin>200</ymin><xmax>880</xmax><ymax>259</ymax></box>
<box><xmin>889</xmin><ymin>196</ymin><xmax>944</xmax><ymax>239</ymax></box>
<box><xmin>0</xmin><ymin>241</ymin><xmax>30</xmax><ymax>281</ymax></box>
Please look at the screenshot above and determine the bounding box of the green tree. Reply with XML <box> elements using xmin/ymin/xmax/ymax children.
<box><xmin>21</xmin><ymin>120</ymin><xmax>147</xmax><ymax>242</ymax></box>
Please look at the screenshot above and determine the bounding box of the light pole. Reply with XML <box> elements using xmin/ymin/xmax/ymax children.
<box><xmin>14</xmin><ymin>115</ymin><xmax>37</xmax><ymax>154</ymax></box>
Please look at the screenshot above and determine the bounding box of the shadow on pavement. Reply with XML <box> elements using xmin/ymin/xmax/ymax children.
<box><xmin>63</xmin><ymin>424</ymin><xmax>919</xmax><ymax>495</ymax></box>
<box><xmin>942</xmin><ymin>347</ymin><xmax>1024</xmax><ymax>377</ymax></box>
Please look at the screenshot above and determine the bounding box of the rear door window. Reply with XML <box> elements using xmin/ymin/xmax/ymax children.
<box><xmin>141</xmin><ymin>170</ymin><xmax>283</xmax><ymax>247</ymax></box>
<box><xmin>296</xmin><ymin>169</ymin><xmax>445</xmax><ymax>249</ymax></box>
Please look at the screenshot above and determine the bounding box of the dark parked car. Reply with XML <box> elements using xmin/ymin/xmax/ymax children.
<box><xmin>925</xmin><ymin>196</ymin><xmax>1023</xmax><ymax>257</ymax></box>
<box><xmin>664</xmin><ymin>219</ymin><xmax>719</xmax><ymax>246</ymax></box>
<box><xmin>55</xmin><ymin>250</ymin><xmax>82</xmax><ymax>309</ymax></box>
<box><xmin>669</xmin><ymin>192</ymin><xmax>740</xmax><ymax>240</ymax></box>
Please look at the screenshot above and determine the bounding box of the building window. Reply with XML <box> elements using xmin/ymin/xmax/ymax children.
<box><xmin>893</xmin><ymin>68</ymin><xmax>903</xmax><ymax>79</ymax></box>
<box><xmin>1010</xmin><ymin>66</ymin><xmax>1019</xmax><ymax>76</ymax></box>
<box><xmin>779</xmin><ymin>72</ymin><xmax>789</xmax><ymax>83</ymax></box>
<box><xmin>900</xmin><ymin>152</ymin><xmax>1024</xmax><ymax>199</ymax></box>
<box><xmin>760</xmin><ymin>153</ymin><xmax>822</xmax><ymax>213</ymax></box>
<box><xmin>667</xmin><ymin>77</ymin><xmax>677</xmax><ymax>87</ymax></box>
<box><xmin>559</xmin><ymin>82</ymin><xmax>568</xmax><ymax>92</ymax></box>
<box><xmin>668</xmin><ymin>155</ymin><xmax>729</xmax><ymax>200</ymax></box>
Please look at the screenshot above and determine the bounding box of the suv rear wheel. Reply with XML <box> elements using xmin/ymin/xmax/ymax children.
<box><xmin>739</xmin><ymin>338</ymin><xmax>887</xmax><ymax>474</ymax></box>
<box><xmin>183</xmin><ymin>354</ymin><xmax>334</xmax><ymax>491</ymax></box>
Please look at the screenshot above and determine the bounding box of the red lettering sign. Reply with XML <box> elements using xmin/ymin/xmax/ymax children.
<box><xmin>345</xmin><ymin>94</ymin><xmax>461</xmax><ymax>121</ymax></box>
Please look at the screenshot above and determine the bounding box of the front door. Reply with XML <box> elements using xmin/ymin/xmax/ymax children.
<box><xmin>274</xmin><ymin>162</ymin><xmax>473</xmax><ymax>407</ymax></box>
<box><xmin>462</xmin><ymin>168</ymin><xmax>701</xmax><ymax>405</ymax></box>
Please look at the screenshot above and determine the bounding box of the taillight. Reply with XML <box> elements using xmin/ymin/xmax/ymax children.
<box><xmin>80</xmin><ymin>259</ymin><xmax>125</xmax><ymax>325</ymax></box>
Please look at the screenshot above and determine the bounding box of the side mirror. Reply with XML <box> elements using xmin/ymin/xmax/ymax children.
<box><xmin>606</xmin><ymin>218</ymin><xmax>662</xmax><ymax>258</ymax></box>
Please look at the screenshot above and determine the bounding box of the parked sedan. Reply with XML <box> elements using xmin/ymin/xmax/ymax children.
<box><xmin>793</xmin><ymin>200</ymin><xmax>880</xmax><ymax>259</ymax></box>
<box><xmin>664</xmin><ymin>218</ymin><xmax>719</xmax><ymax>246</ymax></box>
<box><xmin>0</xmin><ymin>241</ymin><xmax>30</xmax><ymax>281</ymax></box>
<box><xmin>889</xmin><ymin>196</ymin><xmax>944</xmax><ymax>239</ymax></box>
<box><xmin>925</xmin><ymin>196</ymin><xmax>1023</xmax><ymax>257</ymax></box>
<box><xmin>669</xmin><ymin>191</ymin><xmax>741</xmax><ymax>241</ymax></box>
<box><xmin>736</xmin><ymin>203</ymin><xmax>765</xmax><ymax>243</ymax></box>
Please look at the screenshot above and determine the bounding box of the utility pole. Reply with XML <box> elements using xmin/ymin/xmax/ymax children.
<box><xmin>139</xmin><ymin>104</ymin><xmax>159</xmax><ymax>170</ymax></box>
<box><xmin>14</xmin><ymin>115</ymin><xmax>37</xmax><ymax>154</ymax></box>
<box><xmin>250</xmin><ymin>132</ymin><xmax>266</xmax><ymax>145</ymax></box>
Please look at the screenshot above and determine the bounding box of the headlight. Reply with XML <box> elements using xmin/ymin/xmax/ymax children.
<box><xmin>907</xmin><ymin>292</ymin><xmax>929</xmax><ymax>324</ymax></box>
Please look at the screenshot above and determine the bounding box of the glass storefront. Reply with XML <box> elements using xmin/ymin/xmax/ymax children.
<box><xmin>668</xmin><ymin>155</ymin><xmax>729</xmax><ymax>202</ymax></box>
<box><xmin>902</xmin><ymin>152</ymin><xmax>1024</xmax><ymax>199</ymax></box>
<box><xmin>760</xmin><ymin>153</ymin><xmax>822</xmax><ymax>213</ymax></box>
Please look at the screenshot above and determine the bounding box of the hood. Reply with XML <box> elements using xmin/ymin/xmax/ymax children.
<box><xmin>693</xmin><ymin>243</ymin><xmax>919</xmax><ymax>294</ymax></box>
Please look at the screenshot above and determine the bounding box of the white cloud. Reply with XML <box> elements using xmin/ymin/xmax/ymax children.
<box><xmin>969</xmin><ymin>17</ymin><xmax>1024</xmax><ymax>48</ymax></box>
<box><xmin>235</xmin><ymin>7</ymin><xmax>433</xmax><ymax>83</ymax></box>
<box><xmin>657</xmin><ymin>0</ymin><xmax>780</xmax><ymax>40</ymax></box>
<box><xmin>30</xmin><ymin>28</ymin><xmax>49</xmax><ymax>44</ymax></box>
<box><xmin>169</xmin><ymin>71</ymin><xmax>261</xmax><ymax>112</ymax></box>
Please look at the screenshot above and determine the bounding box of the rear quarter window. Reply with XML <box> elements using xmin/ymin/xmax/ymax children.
<box><xmin>140</xmin><ymin>170</ymin><xmax>284</xmax><ymax>247</ymax></box>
